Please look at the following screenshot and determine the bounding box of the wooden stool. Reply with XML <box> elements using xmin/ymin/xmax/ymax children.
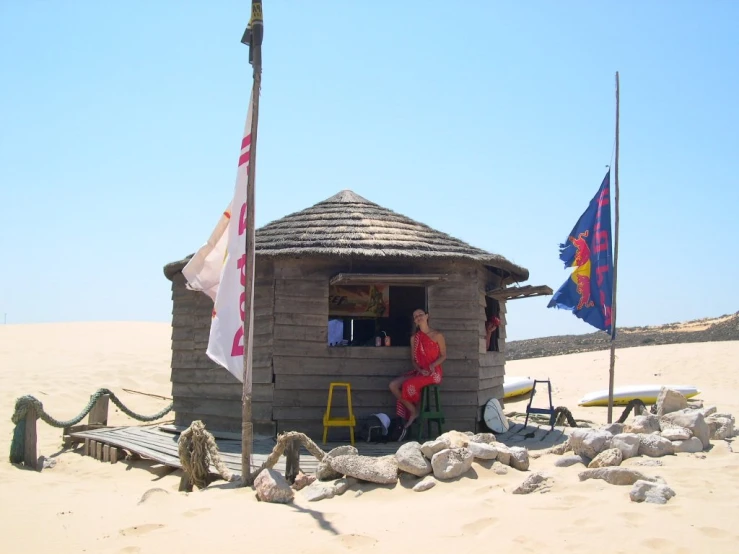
<box><xmin>322</xmin><ymin>382</ymin><xmax>356</xmax><ymax>445</ymax></box>
<box><xmin>415</xmin><ymin>385</ymin><xmax>445</xmax><ymax>442</ymax></box>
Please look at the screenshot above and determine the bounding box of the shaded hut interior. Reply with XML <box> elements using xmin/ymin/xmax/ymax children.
<box><xmin>164</xmin><ymin>190</ymin><xmax>536</xmax><ymax>439</ymax></box>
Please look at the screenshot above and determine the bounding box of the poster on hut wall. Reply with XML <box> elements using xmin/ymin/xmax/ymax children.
<box><xmin>329</xmin><ymin>284</ymin><xmax>390</xmax><ymax>317</ymax></box>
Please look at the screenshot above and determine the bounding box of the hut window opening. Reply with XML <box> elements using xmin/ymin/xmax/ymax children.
<box><xmin>328</xmin><ymin>284</ymin><xmax>426</xmax><ymax>347</ymax></box>
<box><xmin>485</xmin><ymin>296</ymin><xmax>501</xmax><ymax>352</ymax></box>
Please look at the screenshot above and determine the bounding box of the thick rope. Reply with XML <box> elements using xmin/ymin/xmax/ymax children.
<box><xmin>177</xmin><ymin>421</ymin><xmax>235</xmax><ymax>489</ymax></box>
<box><xmin>11</xmin><ymin>388</ymin><xmax>172</xmax><ymax>428</ymax></box>
<box><xmin>9</xmin><ymin>388</ymin><xmax>173</xmax><ymax>464</ymax></box>
<box><xmin>175</xmin><ymin>422</ymin><xmax>327</xmax><ymax>489</ymax></box>
<box><xmin>616</xmin><ymin>399</ymin><xmax>648</xmax><ymax>423</ymax></box>
<box><xmin>246</xmin><ymin>430</ymin><xmax>326</xmax><ymax>484</ymax></box>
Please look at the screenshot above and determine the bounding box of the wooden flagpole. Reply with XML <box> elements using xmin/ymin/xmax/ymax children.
<box><xmin>607</xmin><ymin>71</ymin><xmax>620</xmax><ymax>423</ymax></box>
<box><xmin>241</xmin><ymin>0</ymin><xmax>263</xmax><ymax>486</ymax></box>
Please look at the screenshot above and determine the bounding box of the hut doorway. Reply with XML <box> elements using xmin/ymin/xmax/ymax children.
<box><xmin>485</xmin><ymin>296</ymin><xmax>501</xmax><ymax>352</ymax></box>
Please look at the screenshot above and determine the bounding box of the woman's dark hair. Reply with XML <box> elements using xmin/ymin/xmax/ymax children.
<box><xmin>411</xmin><ymin>308</ymin><xmax>428</xmax><ymax>333</ymax></box>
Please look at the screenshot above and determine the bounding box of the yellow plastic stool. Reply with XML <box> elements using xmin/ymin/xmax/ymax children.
<box><xmin>322</xmin><ymin>382</ymin><xmax>356</xmax><ymax>445</ymax></box>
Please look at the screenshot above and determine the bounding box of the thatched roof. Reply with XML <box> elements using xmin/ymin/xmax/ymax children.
<box><xmin>164</xmin><ymin>190</ymin><xmax>528</xmax><ymax>281</ymax></box>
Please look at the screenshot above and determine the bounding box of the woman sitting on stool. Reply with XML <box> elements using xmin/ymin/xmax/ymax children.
<box><xmin>389</xmin><ymin>309</ymin><xmax>446</xmax><ymax>440</ymax></box>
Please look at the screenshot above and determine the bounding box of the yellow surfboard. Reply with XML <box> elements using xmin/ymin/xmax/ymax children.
<box><xmin>578</xmin><ymin>385</ymin><xmax>700</xmax><ymax>407</ymax></box>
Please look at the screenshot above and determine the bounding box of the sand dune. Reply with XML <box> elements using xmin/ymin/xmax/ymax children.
<box><xmin>1</xmin><ymin>322</ymin><xmax>738</xmax><ymax>553</ymax></box>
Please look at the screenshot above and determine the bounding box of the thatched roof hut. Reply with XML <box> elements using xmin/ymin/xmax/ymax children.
<box><xmin>164</xmin><ymin>190</ymin><xmax>546</xmax><ymax>438</ymax></box>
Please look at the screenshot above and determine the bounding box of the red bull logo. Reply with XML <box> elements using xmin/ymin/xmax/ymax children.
<box><xmin>568</xmin><ymin>231</ymin><xmax>595</xmax><ymax>310</ymax></box>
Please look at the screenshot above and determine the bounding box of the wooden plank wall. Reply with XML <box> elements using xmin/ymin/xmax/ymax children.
<box><xmin>168</xmin><ymin>260</ymin><xmax>276</xmax><ymax>435</ymax></box>
<box><xmin>270</xmin><ymin>258</ymin><xmax>487</xmax><ymax>438</ymax></box>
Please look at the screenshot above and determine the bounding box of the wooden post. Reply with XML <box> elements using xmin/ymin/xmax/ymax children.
<box><xmin>110</xmin><ymin>447</ymin><xmax>118</xmax><ymax>464</ymax></box>
<box><xmin>84</xmin><ymin>438</ymin><xmax>91</xmax><ymax>456</ymax></box>
<box><xmin>179</xmin><ymin>474</ymin><xmax>194</xmax><ymax>492</ymax></box>
<box><xmin>241</xmin><ymin>0</ymin><xmax>264</xmax><ymax>487</ymax></box>
<box><xmin>103</xmin><ymin>444</ymin><xmax>110</xmax><ymax>463</ymax></box>
<box><xmin>89</xmin><ymin>440</ymin><xmax>97</xmax><ymax>457</ymax></box>
<box><xmin>285</xmin><ymin>439</ymin><xmax>300</xmax><ymax>484</ymax></box>
<box><xmin>96</xmin><ymin>442</ymin><xmax>103</xmax><ymax>461</ymax></box>
<box><xmin>24</xmin><ymin>405</ymin><xmax>38</xmax><ymax>470</ymax></box>
<box><xmin>607</xmin><ymin>71</ymin><xmax>621</xmax><ymax>424</ymax></box>
<box><xmin>88</xmin><ymin>394</ymin><xmax>110</xmax><ymax>426</ymax></box>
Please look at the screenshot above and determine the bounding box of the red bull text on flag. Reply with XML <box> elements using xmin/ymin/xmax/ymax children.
<box><xmin>181</xmin><ymin>92</ymin><xmax>256</xmax><ymax>390</ymax></box>
<box><xmin>548</xmin><ymin>171</ymin><xmax>614</xmax><ymax>334</ymax></box>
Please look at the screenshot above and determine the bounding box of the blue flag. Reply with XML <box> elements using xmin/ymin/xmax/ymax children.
<box><xmin>547</xmin><ymin>171</ymin><xmax>614</xmax><ymax>334</ymax></box>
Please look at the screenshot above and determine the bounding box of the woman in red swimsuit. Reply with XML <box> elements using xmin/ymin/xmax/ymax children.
<box><xmin>389</xmin><ymin>309</ymin><xmax>447</xmax><ymax>438</ymax></box>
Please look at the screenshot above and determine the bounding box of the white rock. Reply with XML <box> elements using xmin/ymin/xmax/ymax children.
<box><xmin>254</xmin><ymin>469</ymin><xmax>294</xmax><ymax>504</ymax></box>
<box><xmin>554</xmin><ymin>455</ymin><xmax>588</xmax><ymax>468</ymax></box>
<box><xmin>509</xmin><ymin>447</ymin><xmax>530</xmax><ymax>471</ymax></box>
<box><xmin>495</xmin><ymin>444</ymin><xmax>512</xmax><ymax>466</ymax></box>
<box><xmin>467</xmin><ymin>441</ymin><xmax>498</xmax><ymax>460</ymax></box>
<box><xmin>601</xmin><ymin>422</ymin><xmax>625</xmax><ymax>435</ymax></box>
<box><xmin>420</xmin><ymin>438</ymin><xmax>451</xmax><ymax>460</ymax></box>
<box><xmin>431</xmin><ymin>448</ymin><xmax>474</xmax><ymax>480</ymax></box>
<box><xmin>513</xmin><ymin>472</ymin><xmax>551</xmax><ymax>495</ymax></box>
<box><xmin>438</xmin><ymin>431</ymin><xmax>470</xmax><ymax>448</ymax></box>
<box><xmin>660</xmin><ymin>426</ymin><xmax>692</xmax><ymax>441</ymax></box>
<box><xmin>629</xmin><ymin>480</ymin><xmax>676</xmax><ymax>504</ymax></box>
<box><xmin>302</xmin><ymin>482</ymin><xmax>336</xmax><ymax>502</ymax></box>
<box><xmin>333</xmin><ymin>478</ymin><xmax>352</xmax><ymax>495</ymax></box>
<box><xmin>655</xmin><ymin>387</ymin><xmax>688</xmax><ymax>417</ymax></box>
<box><xmin>316</xmin><ymin>445</ymin><xmax>358</xmax><ymax>481</ymax></box>
<box><xmin>624</xmin><ymin>415</ymin><xmax>661</xmax><ymax>435</ymax></box>
<box><xmin>470</xmin><ymin>433</ymin><xmax>497</xmax><ymax>444</ymax></box>
<box><xmin>570</xmin><ymin>429</ymin><xmax>613</xmax><ymax>459</ymax></box>
<box><xmin>396</xmin><ymin>442</ymin><xmax>432</xmax><ymax>477</ymax></box>
<box><xmin>611</xmin><ymin>433</ymin><xmax>641</xmax><ymax>459</ymax></box>
<box><xmin>672</xmin><ymin>437</ymin><xmax>704</xmax><ymax>453</ymax></box>
<box><xmin>638</xmin><ymin>434</ymin><xmax>675</xmax><ymax>457</ymax></box>
<box><xmin>706</xmin><ymin>415</ymin><xmax>734</xmax><ymax>440</ymax></box>
<box><xmin>701</xmin><ymin>406</ymin><xmax>718</xmax><ymax>418</ymax></box>
<box><xmin>412</xmin><ymin>476</ymin><xmax>437</xmax><ymax>492</ymax></box>
<box><xmin>329</xmin><ymin>454</ymin><xmax>398</xmax><ymax>485</ymax></box>
<box><xmin>588</xmin><ymin>448</ymin><xmax>623</xmax><ymax>468</ymax></box>
<box><xmin>660</xmin><ymin>410</ymin><xmax>710</xmax><ymax>449</ymax></box>
<box><xmin>578</xmin><ymin>467</ymin><xmax>655</xmax><ymax>486</ymax></box>
<box><xmin>549</xmin><ymin>438</ymin><xmax>572</xmax><ymax>455</ymax></box>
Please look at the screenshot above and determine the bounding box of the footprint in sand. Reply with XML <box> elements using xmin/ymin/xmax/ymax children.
<box><xmin>183</xmin><ymin>508</ymin><xmax>211</xmax><ymax>518</ymax></box>
<box><xmin>617</xmin><ymin>511</ymin><xmax>641</xmax><ymax>525</ymax></box>
<box><xmin>118</xmin><ymin>523</ymin><xmax>166</xmax><ymax>537</ymax></box>
<box><xmin>698</xmin><ymin>526</ymin><xmax>730</xmax><ymax>539</ymax></box>
<box><xmin>334</xmin><ymin>534</ymin><xmax>378</xmax><ymax>548</ymax></box>
<box><xmin>137</xmin><ymin>488</ymin><xmax>169</xmax><ymax>505</ymax></box>
<box><xmin>641</xmin><ymin>537</ymin><xmax>677</xmax><ymax>551</ymax></box>
<box><xmin>462</xmin><ymin>517</ymin><xmax>498</xmax><ymax>535</ymax></box>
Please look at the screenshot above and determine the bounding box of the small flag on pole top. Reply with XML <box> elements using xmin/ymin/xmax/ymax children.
<box><xmin>547</xmin><ymin>171</ymin><xmax>614</xmax><ymax>334</ymax></box>
<box><xmin>240</xmin><ymin>0</ymin><xmax>264</xmax><ymax>67</ymax></box>
<box><xmin>182</xmin><ymin>92</ymin><xmax>256</xmax><ymax>392</ymax></box>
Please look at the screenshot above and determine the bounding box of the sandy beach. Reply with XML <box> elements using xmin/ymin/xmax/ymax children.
<box><xmin>2</xmin><ymin>322</ymin><xmax>738</xmax><ymax>553</ymax></box>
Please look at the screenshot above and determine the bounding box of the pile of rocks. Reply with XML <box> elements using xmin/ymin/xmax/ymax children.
<box><xmin>547</xmin><ymin>387</ymin><xmax>736</xmax><ymax>504</ymax></box>
<box><xmin>254</xmin><ymin>430</ymin><xmax>533</xmax><ymax>503</ymax></box>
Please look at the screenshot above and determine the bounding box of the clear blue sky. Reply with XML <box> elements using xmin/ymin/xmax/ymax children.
<box><xmin>1</xmin><ymin>1</ymin><xmax>737</xmax><ymax>340</ymax></box>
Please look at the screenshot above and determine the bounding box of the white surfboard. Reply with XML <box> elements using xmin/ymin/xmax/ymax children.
<box><xmin>503</xmin><ymin>376</ymin><xmax>535</xmax><ymax>399</ymax></box>
<box><xmin>483</xmin><ymin>398</ymin><xmax>510</xmax><ymax>433</ymax></box>
<box><xmin>578</xmin><ymin>385</ymin><xmax>701</xmax><ymax>407</ymax></box>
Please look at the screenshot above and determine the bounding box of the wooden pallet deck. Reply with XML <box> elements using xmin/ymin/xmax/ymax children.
<box><xmin>69</xmin><ymin>425</ymin><xmax>400</xmax><ymax>476</ymax></box>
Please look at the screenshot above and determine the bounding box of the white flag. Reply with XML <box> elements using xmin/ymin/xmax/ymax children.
<box><xmin>182</xmin><ymin>92</ymin><xmax>255</xmax><ymax>391</ymax></box>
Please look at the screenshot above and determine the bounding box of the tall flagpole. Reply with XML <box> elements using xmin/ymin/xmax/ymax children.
<box><xmin>607</xmin><ymin>71</ymin><xmax>620</xmax><ymax>423</ymax></box>
<box><xmin>241</xmin><ymin>0</ymin><xmax>263</xmax><ymax>486</ymax></box>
